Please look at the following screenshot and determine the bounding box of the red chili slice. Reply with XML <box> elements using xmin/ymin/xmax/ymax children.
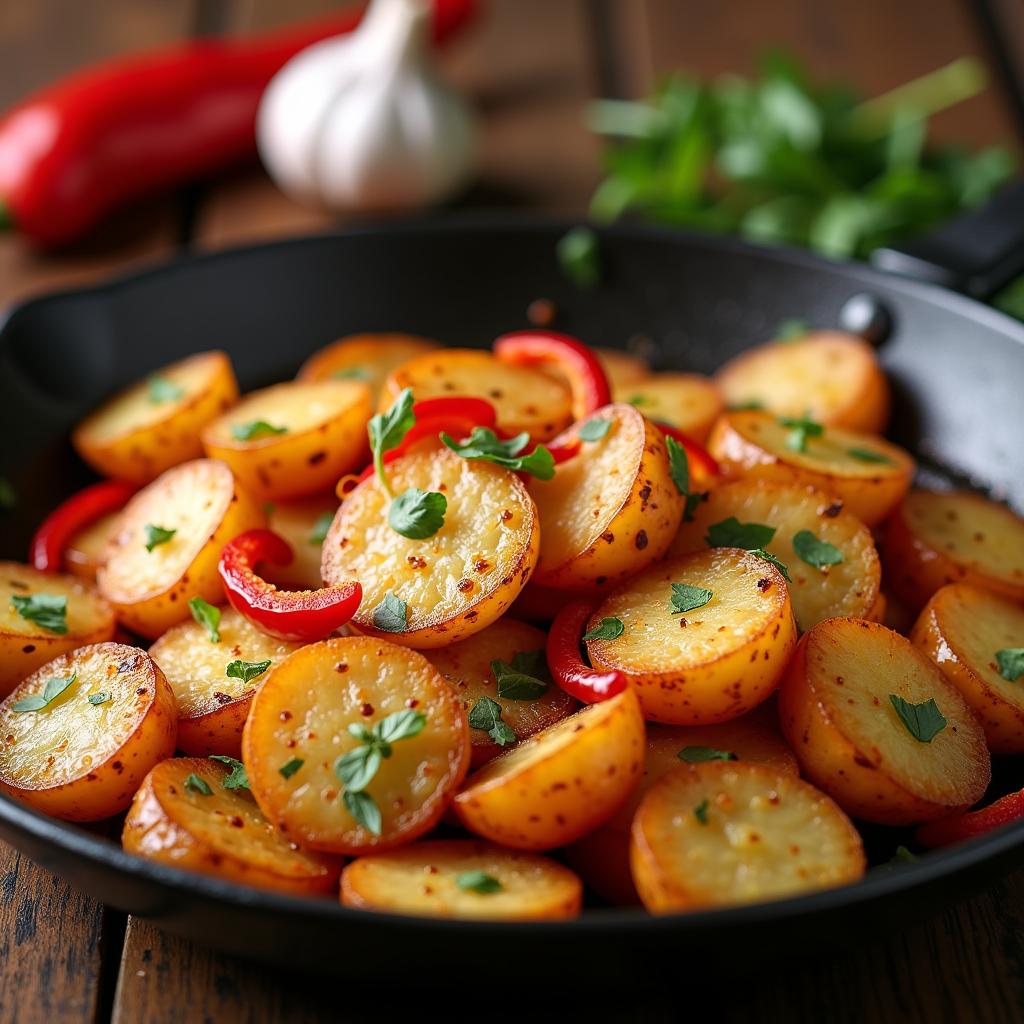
<box><xmin>916</xmin><ymin>789</ymin><xmax>1024</xmax><ymax>848</ymax></box>
<box><xmin>547</xmin><ymin>600</ymin><xmax>628</xmax><ymax>704</ymax></box>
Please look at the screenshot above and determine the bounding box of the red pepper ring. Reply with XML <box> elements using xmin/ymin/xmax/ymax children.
<box><xmin>916</xmin><ymin>788</ymin><xmax>1024</xmax><ymax>849</ymax></box>
<box><xmin>219</xmin><ymin>529</ymin><xmax>361</xmax><ymax>643</ymax></box>
<box><xmin>547</xmin><ymin>600</ymin><xmax>628</xmax><ymax>704</ymax></box>
<box><xmin>29</xmin><ymin>479</ymin><xmax>136</xmax><ymax>572</ymax></box>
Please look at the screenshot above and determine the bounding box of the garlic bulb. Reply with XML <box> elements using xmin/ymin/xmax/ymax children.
<box><xmin>257</xmin><ymin>0</ymin><xmax>476</xmax><ymax>213</ymax></box>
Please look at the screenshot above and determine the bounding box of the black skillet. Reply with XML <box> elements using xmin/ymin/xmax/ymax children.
<box><xmin>0</xmin><ymin>184</ymin><xmax>1023</xmax><ymax>982</ymax></box>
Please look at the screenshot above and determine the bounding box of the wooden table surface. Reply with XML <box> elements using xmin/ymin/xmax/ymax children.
<box><xmin>2</xmin><ymin>2</ymin><xmax>1024</xmax><ymax>1021</ymax></box>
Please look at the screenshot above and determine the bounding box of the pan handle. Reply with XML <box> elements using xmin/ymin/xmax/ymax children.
<box><xmin>872</xmin><ymin>179</ymin><xmax>1024</xmax><ymax>300</ymax></box>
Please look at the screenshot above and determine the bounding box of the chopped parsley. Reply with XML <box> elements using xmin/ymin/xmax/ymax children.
<box><xmin>389</xmin><ymin>487</ymin><xmax>447</xmax><ymax>540</ymax></box>
<box><xmin>678</xmin><ymin>746</ymin><xmax>736</xmax><ymax>763</ymax></box>
<box><xmin>996</xmin><ymin>649</ymin><xmax>1024</xmax><ymax>683</ymax></box>
<box><xmin>372</xmin><ymin>593</ymin><xmax>408</xmax><ymax>633</ymax></box>
<box><xmin>210</xmin><ymin>755</ymin><xmax>249</xmax><ymax>790</ymax></box>
<box><xmin>665</xmin><ymin>435</ymin><xmax>705</xmax><ymax>521</ymax></box>
<box><xmin>456</xmin><ymin>871</ymin><xmax>503</xmax><ymax>894</ymax></box>
<box><xmin>750</xmin><ymin>548</ymin><xmax>792</xmax><ymax>582</ymax></box>
<box><xmin>367</xmin><ymin>387</ymin><xmax>415</xmax><ymax>497</ymax></box>
<box><xmin>86</xmin><ymin>692</ymin><xmax>111</xmax><ymax>706</ymax></box>
<box><xmin>468</xmin><ymin>696</ymin><xmax>517</xmax><ymax>747</ymax></box>
<box><xmin>582</xmin><ymin>617</ymin><xmax>624</xmax><ymax>641</ymax></box>
<box><xmin>579</xmin><ymin>417</ymin><xmax>612</xmax><ymax>442</ymax></box>
<box><xmin>188</xmin><ymin>597</ymin><xmax>221</xmax><ymax>643</ymax></box>
<box><xmin>279</xmin><ymin>758</ymin><xmax>304</xmax><ymax>779</ymax></box>
<box><xmin>147</xmin><ymin>375</ymin><xmax>185</xmax><ymax>403</ymax></box>
<box><xmin>779</xmin><ymin>413</ymin><xmax>824</xmax><ymax>453</ymax></box>
<box><xmin>441</xmin><ymin>428</ymin><xmax>555</xmax><ymax>480</ymax></box>
<box><xmin>792</xmin><ymin>529</ymin><xmax>843</xmax><ymax>570</ymax></box>
<box><xmin>706</xmin><ymin>517</ymin><xmax>776</xmax><ymax>550</ymax></box>
<box><xmin>10</xmin><ymin>593</ymin><xmax>67</xmax><ymax>635</ymax></box>
<box><xmin>231</xmin><ymin>420</ymin><xmax>288</xmax><ymax>441</ymax></box>
<box><xmin>144</xmin><ymin>524</ymin><xmax>176</xmax><ymax>552</ymax></box>
<box><xmin>185</xmin><ymin>773</ymin><xmax>213</xmax><ymax>796</ymax></box>
<box><xmin>670</xmin><ymin>583</ymin><xmax>713</xmax><ymax>614</ymax></box>
<box><xmin>847</xmin><ymin>447</ymin><xmax>893</xmax><ymax>464</ymax></box>
<box><xmin>889</xmin><ymin>694</ymin><xmax>946</xmax><ymax>743</ymax></box>
<box><xmin>11</xmin><ymin>672</ymin><xmax>77</xmax><ymax>713</ymax></box>
<box><xmin>491</xmin><ymin>650</ymin><xmax>550</xmax><ymax>700</ymax></box>
<box><xmin>226</xmin><ymin>659</ymin><xmax>272</xmax><ymax>684</ymax></box>
<box><xmin>694</xmin><ymin>799</ymin><xmax>710</xmax><ymax>824</ymax></box>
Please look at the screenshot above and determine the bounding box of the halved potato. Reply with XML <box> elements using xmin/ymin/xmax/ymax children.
<box><xmin>715</xmin><ymin>332</ymin><xmax>890</xmax><ymax>433</ymax></box>
<box><xmin>123</xmin><ymin>756</ymin><xmax>341</xmax><ymax>896</ymax></box>
<box><xmin>321</xmin><ymin>447</ymin><xmax>539</xmax><ymax>649</ymax></box>
<box><xmin>72</xmin><ymin>351</ymin><xmax>238</xmax><ymax>484</ymax></box>
<box><xmin>379</xmin><ymin>349</ymin><xmax>573</xmax><ymax>442</ymax></box>
<box><xmin>883</xmin><ymin>490</ymin><xmax>1024</xmax><ymax>611</ymax></box>
<box><xmin>0</xmin><ymin>643</ymin><xmax>177</xmax><ymax>821</ymax></box>
<box><xmin>612</xmin><ymin>373</ymin><xmax>724</xmax><ymax>442</ymax></box>
<box><xmin>202</xmin><ymin>380</ymin><xmax>372</xmax><ymax>501</ymax></box>
<box><xmin>912</xmin><ymin>585</ymin><xmax>1024</xmax><ymax>754</ymax></box>
<box><xmin>707</xmin><ymin>411</ymin><xmax>913</xmax><ymax>526</ymax></box>
<box><xmin>586</xmin><ymin>549</ymin><xmax>797</xmax><ymax>724</ymax></box>
<box><xmin>97</xmin><ymin>459</ymin><xmax>265</xmax><ymax>638</ymax></box>
<box><xmin>630</xmin><ymin>761</ymin><xmax>866</xmax><ymax>913</ymax></box>
<box><xmin>453</xmin><ymin>687</ymin><xmax>645</xmax><ymax>850</ymax></box>
<box><xmin>528</xmin><ymin>403</ymin><xmax>684</xmax><ymax>591</ymax></box>
<box><xmin>262</xmin><ymin>495</ymin><xmax>338</xmax><ymax>590</ymax></box>
<box><xmin>668</xmin><ymin>480</ymin><xmax>881</xmax><ymax>632</ymax></box>
<box><xmin>341</xmin><ymin>839</ymin><xmax>582</xmax><ymax>920</ymax></box>
<box><xmin>149</xmin><ymin>607</ymin><xmax>306</xmax><ymax>757</ymax></box>
<box><xmin>596</xmin><ymin>348</ymin><xmax>650</xmax><ymax>389</ymax></box>
<box><xmin>64</xmin><ymin>511</ymin><xmax>122</xmax><ymax>583</ymax></box>
<box><xmin>778</xmin><ymin>618</ymin><xmax>991</xmax><ymax>824</ymax></box>
<box><xmin>0</xmin><ymin>562</ymin><xmax>116</xmax><ymax>696</ymax></box>
<box><xmin>242</xmin><ymin>637</ymin><xmax>469</xmax><ymax>855</ymax></box>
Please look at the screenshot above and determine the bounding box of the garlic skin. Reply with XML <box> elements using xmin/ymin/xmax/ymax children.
<box><xmin>257</xmin><ymin>0</ymin><xmax>475</xmax><ymax>213</ymax></box>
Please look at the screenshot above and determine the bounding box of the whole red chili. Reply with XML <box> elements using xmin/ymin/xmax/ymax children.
<box><xmin>547</xmin><ymin>600</ymin><xmax>628</xmax><ymax>704</ymax></box>
<box><xmin>219</xmin><ymin>529</ymin><xmax>361</xmax><ymax>642</ymax></box>
<box><xmin>916</xmin><ymin>788</ymin><xmax>1024</xmax><ymax>848</ymax></box>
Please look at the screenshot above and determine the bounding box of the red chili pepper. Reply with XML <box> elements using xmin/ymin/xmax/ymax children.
<box><xmin>916</xmin><ymin>789</ymin><xmax>1024</xmax><ymax>848</ymax></box>
<box><xmin>654</xmin><ymin>421</ymin><xmax>720</xmax><ymax>488</ymax></box>
<box><xmin>547</xmin><ymin>437</ymin><xmax>582</xmax><ymax>464</ymax></box>
<box><xmin>0</xmin><ymin>0</ymin><xmax>477</xmax><ymax>247</ymax></box>
<box><xmin>219</xmin><ymin>529</ymin><xmax>361</xmax><ymax>642</ymax></box>
<box><xmin>29</xmin><ymin>479</ymin><xmax>135</xmax><ymax>572</ymax></box>
<box><xmin>493</xmin><ymin>331</ymin><xmax>611</xmax><ymax>420</ymax></box>
<box><xmin>547</xmin><ymin>600</ymin><xmax>628</xmax><ymax>704</ymax></box>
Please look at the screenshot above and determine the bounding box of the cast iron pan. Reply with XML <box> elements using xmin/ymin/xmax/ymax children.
<box><xmin>0</xmin><ymin>197</ymin><xmax>1022</xmax><ymax>982</ymax></box>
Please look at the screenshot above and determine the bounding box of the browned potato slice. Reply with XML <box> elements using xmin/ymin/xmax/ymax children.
<box><xmin>64</xmin><ymin>510</ymin><xmax>121</xmax><ymax>583</ymax></box>
<box><xmin>715</xmin><ymin>332</ymin><xmax>890</xmax><ymax>433</ymax></box>
<box><xmin>586</xmin><ymin>549</ymin><xmax>796</xmax><ymax>724</ymax></box>
<box><xmin>149</xmin><ymin>607</ymin><xmax>305</xmax><ymax>757</ymax></box>
<box><xmin>707</xmin><ymin>410</ymin><xmax>913</xmax><ymax>526</ymax></box>
<box><xmin>528</xmin><ymin>403</ymin><xmax>684</xmax><ymax>591</ymax></box>
<box><xmin>262</xmin><ymin>495</ymin><xmax>338</xmax><ymax>590</ymax></box>
<box><xmin>596</xmin><ymin>348</ymin><xmax>650</xmax><ymax>389</ymax></box>
<box><xmin>424</xmin><ymin>618</ymin><xmax>577</xmax><ymax>767</ymax></box>
<box><xmin>242</xmin><ymin>637</ymin><xmax>470</xmax><ymax>855</ymax></box>
<box><xmin>72</xmin><ymin>351</ymin><xmax>238</xmax><ymax>484</ymax></box>
<box><xmin>668</xmin><ymin>480</ymin><xmax>881</xmax><ymax>632</ymax></box>
<box><xmin>613</xmin><ymin>373</ymin><xmax>724</xmax><ymax>442</ymax></box>
<box><xmin>322</xmin><ymin>447</ymin><xmax>539</xmax><ymax>649</ymax></box>
<box><xmin>97</xmin><ymin>459</ymin><xmax>265</xmax><ymax>638</ymax></box>
<box><xmin>341</xmin><ymin>839</ymin><xmax>582</xmax><ymax>920</ymax></box>
<box><xmin>0</xmin><ymin>643</ymin><xmax>177</xmax><ymax>821</ymax></box>
<box><xmin>630</xmin><ymin>762</ymin><xmax>866</xmax><ymax>913</ymax></box>
<box><xmin>123</xmin><ymin>757</ymin><xmax>341</xmax><ymax>895</ymax></box>
<box><xmin>202</xmin><ymin>380</ymin><xmax>372</xmax><ymax>501</ymax></box>
<box><xmin>0</xmin><ymin>562</ymin><xmax>116</xmax><ymax>697</ymax></box>
<box><xmin>883</xmin><ymin>490</ymin><xmax>1024</xmax><ymax>611</ymax></box>
<box><xmin>778</xmin><ymin>618</ymin><xmax>990</xmax><ymax>824</ymax></box>
<box><xmin>912</xmin><ymin>585</ymin><xmax>1024</xmax><ymax>754</ymax></box>
<box><xmin>379</xmin><ymin>349</ymin><xmax>573</xmax><ymax>442</ymax></box>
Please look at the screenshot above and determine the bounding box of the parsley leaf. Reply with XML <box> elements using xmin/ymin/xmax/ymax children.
<box><xmin>889</xmin><ymin>694</ymin><xmax>946</xmax><ymax>743</ymax></box>
<box><xmin>279</xmin><ymin>758</ymin><xmax>304</xmax><ymax>779</ymax></box>
<box><xmin>336</xmin><ymin>744</ymin><xmax>383</xmax><ymax>793</ymax></box>
<box><xmin>491</xmin><ymin>650</ymin><xmax>550</xmax><ymax>700</ymax></box>
<box><xmin>694</xmin><ymin>799</ymin><xmax>710</xmax><ymax>824</ymax></box>
<box><xmin>579</xmin><ymin>417</ymin><xmax>612</xmax><ymax>442</ymax></box>
<box><xmin>889</xmin><ymin>845</ymin><xmax>919</xmax><ymax>866</ymax></box>
<box><xmin>456</xmin><ymin>871</ymin><xmax>503</xmax><ymax>894</ymax></box>
<box><xmin>185</xmin><ymin>773</ymin><xmax>213</xmax><ymax>796</ymax></box>
<box><xmin>847</xmin><ymin>446</ymin><xmax>893</xmax><ymax>465</ymax></box>
<box><xmin>188</xmin><ymin>597</ymin><xmax>221</xmax><ymax>643</ymax></box>
<box><xmin>344</xmin><ymin>790</ymin><xmax>382</xmax><ymax>836</ymax></box>
<box><xmin>678</xmin><ymin>746</ymin><xmax>737</xmax><ymax>763</ymax></box>
<box><xmin>147</xmin><ymin>375</ymin><xmax>185</xmax><ymax>403</ymax></box>
<box><xmin>374</xmin><ymin>708</ymin><xmax>427</xmax><ymax>743</ymax></box>
<box><xmin>706</xmin><ymin>517</ymin><xmax>776</xmax><ymax>550</ymax></box>
<box><xmin>0</xmin><ymin>477</ymin><xmax>17</xmax><ymax>511</ymax></box>
<box><xmin>12</xmin><ymin>672</ymin><xmax>77</xmax><ymax>713</ymax></box>
<box><xmin>664</xmin><ymin>436</ymin><xmax>706</xmax><ymax>522</ymax></box>
<box><xmin>779</xmin><ymin>413</ymin><xmax>824</xmax><ymax>453</ymax></box>
<box><xmin>627</xmin><ymin>394</ymin><xmax>651</xmax><ymax>407</ymax></box>
<box><xmin>87</xmin><ymin>692</ymin><xmax>110</xmax><ymax>706</ymax></box>
<box><xmin>10</xmin><ymin>593</ymin><xmax>67</xmax><ymax>635</ymax></box>
<box><xmin>144</xmin><ymin>524</ymin><xmax>176</xmax><ymax>552</ymax></box>
<box><xmin>670</xmin><ymin>583</ymin><xmax>713</xmax><ymax>614</ymax></box>
<box><xmin>582</xmin><ymin>617</ymin><xmax>624</xmax><ymax>641</ymax></box>
<box><xmin>226</xmin><ymin>659</ymin><xmax>272</xmax><ymax>684</ymax></box>
<box><xmin>750</xmin><ymin>548</ymin><xmax>792</xmax><ymax>582</ymax></box>
<box><xmin>776</xmin><ymin>318</ymin><xmax>809</xmax><ymax>342</ymax></box>
<box><xmin>557</xmin><ymin>226</ymin><xmax>600</xmax><ymax>289</ymax></box>
<box><xmin>372</xmin><ymin>593</ymin><xmax>408</xmax><ymax>633</ymax></box>
<box><xmin>309</xmin><ymin>511</ymin><xmax>334</xmax><ymax>545</ymax></box>
<box><xmin>468</xmin><ymin>696</ymin><xmax>517</xmax><ymax>747</ymax></box>
<box><xmin>210</xmin><ymin>755</ymin><xmax>249</xmax><ymax>790</ymax></box>
<box><xmin>441</xmin><ymin>428</ymin><xmax>555</xmax><ymax>481</ymax></box>
<box><xmin>996</xmin><ymin>649</ymin><xmax>1024</xmax><ymax>683</ymax></box>
<box><xmin>231</xmin><ymin>420</ymin><xmax>288</xmax><ymax>441</ymax></box>
<box><xmin>368</xmin><ymin>387</ymin><xmax>415</xmax><ymax>496</ymax></box>
<box><xmin>389</xmin><ymin>487</ymin><xmax>447</xmax><ymax>540</ymax></box>
<box><xmin>792</xmin><ymin>529</ymin><xmax>843</xmax><ymax>570</ymax></box>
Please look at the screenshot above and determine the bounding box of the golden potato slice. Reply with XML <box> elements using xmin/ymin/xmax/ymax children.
<box><xmin>97</xmin><ymin>459</ymin><xmax>265</xmax><ymax>638</ymax></box>
<box><xmin>379</xmin><ymin>349</ymin><xmax>573</xmax><ymax>442</ymax></box>
<box><xmin>149</xmin><ymin>607</ymin><xmax>305</xmax><ymax>758</ymax></box>
<box><xmin>630</xmin><ymin>761</ymin><xmax>866</xmax><ymax>914</ymax></box>
<box><xmin>453</xmin><ymin>687</ymin><xmax>645</xmax><ymax>850</ymax></box>
<box><xmin>341</xmin><ymin>839</ymin><xmax>582</xmax><ymax>920</ymax></box>
<box><xmin>0</xmin><ymin>562</ymin><xmax>116</xmax><ymax>697</ymax></box>
<box><xmin>586</xmin><ymin>549</ymin><xmax>796</xmax><ymax>724</ymax></box>
<box><xmin>262</xmin><ymin>495</ymin><xmax>338</xmax><ymax>590</ymax></box>
<box><xmin>883</xmin><ymin>490</ymin><xmax>1024</xmax><ymax>611</ymax></box>
<box><xmin>715</xmin><ymin>332</ymin><xmax>890</xmax><ymax>433</ymax></box>
<box><xmin>707</xmin><ymin>410</ymin><xmax>913</xmax><ymax>526</ymax></box>
<box><xmin>72</xmin><ymin>351</ymin><xmax>238</xmax><ymax>484</ymax></box>
<box><xmin>202</xmin><ymin>380</ymin><xmax>372</xmax><ymax>501</ymax></box>
<box><xmin>123</xmin><ymin>757</ymin><xmax>341</xmax><ymax>896</ymax></box>
<box><xmin>612</xmin><ymin>373</ymin><xmax>724</xmax><ymax>442</ymax></box>
<box><xmin>321</xmin><ymin>447</ymin><xmax>539</xmax><ymax>649</ymax></box>
<box><xmin>64</xmin><ymin>511</ymin><xmax>121</xmax><ymax>583</ymax></box>
<box><xmin>596</xmin><ymin>348</ymin><xmax>650</xmax><ymax>389</ymax></box>
<box><xmin>912</xmin><ymin>585</ymin><xmax>1024</xmax><ymax>754</ymax></box>
<box><xmin>242</xmin><ymin>637</ymin><xmax>469</xmax><ymax>855</ymax></box>
<box><xmin>0</xmin><ymin>643</ymin><xmax>177</xmax><ymax>821</ymax></box>
<box><xmin>668</xmin><ymin>480</ymin><xmax>881</xmax><ymax>632</ymax></box>
<box><xmin>778</xmin><ymin>618</ymin><xmax>990</xmax><ymax>824</ymax></box>
<box><xmin>424</xmin><ymin>618</ymin><xmax>577</xmax><ymax>768</ymax></box>
<box><xmin>528</xmin><ymin>403</ymin><xmax>684</xmax><ymax>591</ymax></box>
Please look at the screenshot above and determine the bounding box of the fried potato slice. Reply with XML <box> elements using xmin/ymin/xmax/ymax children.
<box><xmin>596</xmin><ymin>348</ymin><xmax>650</xmax><ymax>389</ymax></box>
<box><xmin>202</xmin><ymin>380</ymin><xmax>372</xmax><ymax>501</ymax></box>
<box><xmin>149</xmin><ymin>607</ymin><xmax>305</xmax><ymax>758</ymax></box>
<box><xmin>586</xmin><ymin>549</ymin><xmax>796</xmax><ymax>724</ymax></box>
<box><xmin>453</xmin><ymin>687</ymin><xmax>645</xmax><ymax>850</ymax></box>
<box><xmin>322</xmin><ymin>447</ymin><xmax>539</xmax><ymax>649</ymax></box>
<box><xmin>912</xmin><ymin>585</ymin><xmax>1024</xmax><ymax>754</ymax></box>
<box><xmin>0</xmin><ymin>643</ymin><xmax>177</xmax><ymax>821</ymax></box>
<box><xmin>669</xmin><ymin>480</ymin><xmax>881</xmax><ymax>632</ymax></box>
<box><xmin>707</xmin><ymin>411</ymin><xmax>913</xmax><ymax>526</ymax></box>
<box><xmin>778</xmin><ymin>618</ymin><xmax>990</xmax><ymax>824</ymax></box>
<box><xmin>97</xmin><ymin>459</ymin><xmax>265</xmax><ymax>638</ymax></box>
<box><xmin>72</xmin><ymin>351</ymin><xmax>238</xmax><ymax>484</ymax></box>
<box><xmin>715</xmin><ymin>332</ymin><xmax>890</xmax><ymax>433</ymax></box>
<box><xmin>883</xmin><ymin>489</ymin><xmax>1024</xmax><ymax>611</ymax></box>
<box><xmin>263</xmin><ymin>495</ymin><xmax>338</xmax><ymax>590</ymax></box>
<box><xmin>64</xmin><ymin>511</ymin><xmax>121</xmax><ymax>583</ymax></box>
<box><xmin>528</xmin><ymin>403</ymin><xmax>684</xmax><ymax>591</ymax></box>
<box><xmin>612</xmin><ymin>373</ymin><xmax>723</xmax><ymax>442</ymax></box>
<box><xmin>242</xmin><ymin>637</ymin><xmax>470</xmax><ymax>855</ymax></box>
<box><xmin>123</xmin><ymin>756</ymin><xmax>341</xmax><ymax>895</ymax></box>
<box><xmin>341</xmin><ymin>839</ymin><xmax>582</xmax><ymax>920</ymax></box>
<box><xmin>0</xmin><ymin>562</ymin><xmax>116</xmax><ymax>696</ymax></box>
<box><xmin>630</xmin><ymin>761</ymin><xmax>866</xmax><ymax>913</ymax></box>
